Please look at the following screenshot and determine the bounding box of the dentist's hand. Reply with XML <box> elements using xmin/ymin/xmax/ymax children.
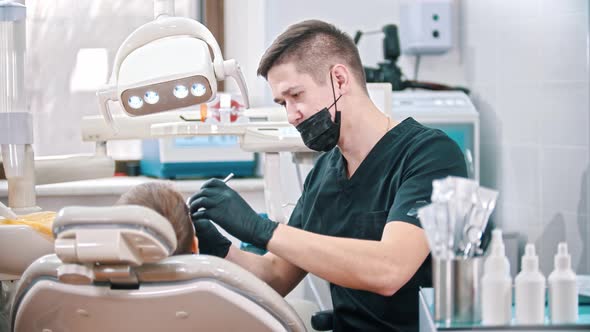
<box><xmin>193</xmin><ymin>218</ymin><xmax>232</xmax><ymax>258</ymax></box>
<box><xmin>188</xmin><ymin>179</ymin><xmax>278</xmax><ymax>249</ymax></box>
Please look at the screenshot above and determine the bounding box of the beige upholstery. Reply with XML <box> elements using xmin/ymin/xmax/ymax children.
<box><xmin>11</xmin><ymin>204</ymin><xmax>307</xmax><ymax>332</ymax></box>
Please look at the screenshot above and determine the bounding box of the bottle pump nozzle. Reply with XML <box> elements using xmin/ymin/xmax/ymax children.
<box><xmin>555</xmin><ymin>242</ymin><xmax>571</xmax><ymax>270</ymax></box>
<box><xmin>522</xmin><ymin>243</ymin><xmax>539</xmax><ymax>272</ymax></box>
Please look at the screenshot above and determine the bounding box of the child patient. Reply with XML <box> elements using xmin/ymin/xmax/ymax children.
<box><xmin>116</xmin><ymin>182</ymin><xmax>198</xmax><ymax>255</ymax></box>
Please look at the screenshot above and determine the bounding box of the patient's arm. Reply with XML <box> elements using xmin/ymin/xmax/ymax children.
<box><xmin>226</xmin><ymin>246</ymin><xmax>307</xmax><ymax>296</ymax></box>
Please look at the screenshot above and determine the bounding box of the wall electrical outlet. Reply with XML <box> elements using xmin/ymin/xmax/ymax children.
<box><xmin>399</xmin><ymin>0</ymin><xmax>453</xmax><ymax>55</ymax></box>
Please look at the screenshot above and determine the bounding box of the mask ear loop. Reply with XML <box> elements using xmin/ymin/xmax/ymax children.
<box><xmin>329</xmin><ymin>71</ymin><xmax>342</xmax><ymax>124</ymax></box>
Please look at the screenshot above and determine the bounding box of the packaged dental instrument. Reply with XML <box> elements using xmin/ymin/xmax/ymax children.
<box><xmin>481</xmin><ymin>229</ymin><xmax>512</xmax><ymax>325</ymax></box>
<box><xmin>461</xmin><ymin>186</ymin><xmax>498</xmax><ymax>257</ymax></box>
<box><xmin>418</xmin><ymin>177</ymin><xmax>499</xmax><ymax>324</ymax></box>
<box><xmin>419</xmin><ymin>176</ymin><xmax>498</xmax><ymax>259</ymax></box>
<box><xmin>515</xmin><ymin>243</ymin><xmax>545</xmax><ymax>325</ymax></box>
<box><xmin>549</xmin><ymin>242</ymin><xmax>578</xmax><ymax>324</ymax></box>
<box><xmin>418</xmin><ymin>202</ymin><xmax>453</xmax><ymax>259</ymax></box>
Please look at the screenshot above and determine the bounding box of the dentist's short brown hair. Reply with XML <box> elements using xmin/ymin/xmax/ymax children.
<box><xmin>257</xmin><ymin>19</ymin><xmax>367</xmax><ymax>92</ymax></box>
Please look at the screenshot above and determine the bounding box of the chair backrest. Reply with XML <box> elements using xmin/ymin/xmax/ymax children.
<box><xmin>10</xmin><ymin>205</ymin><xmax>306</xmax><ymax>332</ymax></box>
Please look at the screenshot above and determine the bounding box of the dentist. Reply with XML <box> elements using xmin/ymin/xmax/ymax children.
<box><xmin>189</xmin><ymin>20</ymin><xmax>467</xmax><ymax>332</ymax></box>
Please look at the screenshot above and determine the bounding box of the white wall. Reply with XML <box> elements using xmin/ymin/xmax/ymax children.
<box><xmin>225</xmin><ymin>0</ymin><xmax>466</xmax><ymax>106</ymax></box>
<box><xmin>225</xmin><ymin>0</ymin><xmax>590</xmax><ymax>275</ymax></box>
<box><xmin>461</xmin><ymin>0</ymin><xmax>590</xmax><ymax>276</ymax></box>
<box><xmin>224</xmin><ymin>0</ymin><xmax>269</xmax><ymax>106</ymax></box>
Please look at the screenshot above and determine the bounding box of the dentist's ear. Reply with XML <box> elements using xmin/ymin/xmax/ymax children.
<box><xmin>331</xmin><ymin>64</ymin><xmax>351</xmax><ymax>95</ymax></box>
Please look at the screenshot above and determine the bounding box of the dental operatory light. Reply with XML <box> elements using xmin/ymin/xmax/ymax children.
<box><xmin>97</xmin><ymin>15</ymin><xmax>249</xmax><ymax>132</ymax></box>
<box><xmin>144</xmin><ymin>90</ymin><xmax>159</xmax><ymax>104</ymax></box>
<box><xmin>173</xmin><ymin>85</ymin><xmax>189</xmax><ymax>98</ymax></box>
<box><xmin>128</xmin><ymin>96</ymin><xmax>143</xmax><ymax>109</ymax></box>
<box><xmin>191</xmin><ymin>83</ymin><xmax>207</xmax><ymax>97</ymax></box>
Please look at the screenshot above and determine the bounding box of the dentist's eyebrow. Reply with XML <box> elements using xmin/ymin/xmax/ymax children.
<box><xmin>273</xmin><ymin>86</ymin><xmax>304</xmax><ymax>104</ymax></box>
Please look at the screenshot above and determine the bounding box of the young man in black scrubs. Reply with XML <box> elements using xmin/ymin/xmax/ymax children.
<box><xmin>189</xmin><ymin>20</ymin><xmax>467</xmax><ymax>332</ymax></box>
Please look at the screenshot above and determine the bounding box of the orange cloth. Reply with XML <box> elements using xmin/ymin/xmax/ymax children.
<box><xmin>0</xmin><ymin>211</ymin><xmax>57</xmax><ymax>238</ymax></box>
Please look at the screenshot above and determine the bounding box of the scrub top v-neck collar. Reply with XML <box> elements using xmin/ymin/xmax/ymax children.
<box><xmin>334</xmin><ymin>117</ymin><xmax>415</xmax><ymax>188</ymax></box>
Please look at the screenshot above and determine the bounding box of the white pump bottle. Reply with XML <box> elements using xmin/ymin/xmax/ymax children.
<box><xmin>549</xmin><ymin>242</ymin><xmax>578</xmax><ymax>324</ymax></box>
<box><xmin>515</xmin><ymin>243</ymin><xmax>545</xmax><ymax>325</ymax></box>
<box><xmin>481</xmin><ymin>229</ymin><xmax>512</xmax><ymax>325</ymax></box>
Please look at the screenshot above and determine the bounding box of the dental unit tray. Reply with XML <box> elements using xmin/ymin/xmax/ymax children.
<box><xmin>81</xmin><ymin>107</ymin><xmax>310</xmax><ymax>154</ymax></box>
<box><xmin>10</xmin><ymin>205</ymin><xmax>306</xmax><ymax>332</ymax></box>
<box><xmin>151</xmin><ymin>120</ymin><xmax>310</xmax><ymax>153</ymax></box>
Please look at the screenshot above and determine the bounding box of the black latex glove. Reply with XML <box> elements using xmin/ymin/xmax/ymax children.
<box><xmin>188</xmin><ymin>178</ymin><xmax>278</xmax><ymax>249</ymax></box>
<box><xmin>193</xmin><ymin>218</ymin><xmax>232</xmax><ymax>258</ymax></box>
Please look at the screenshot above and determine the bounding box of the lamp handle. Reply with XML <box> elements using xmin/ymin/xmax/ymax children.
<box><xmin>96</xmin><ymin>87</ymin><xmax>119</xmax><ymax>134</ymax></box>
<box><xmin>224</xmin><ymin>59</ymin><xmax>250</xmax><ymax>109</ymax></box>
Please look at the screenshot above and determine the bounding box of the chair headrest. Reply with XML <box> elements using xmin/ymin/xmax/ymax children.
<box><xmin>53</xmin><ymin>205</ymin><xmax>177</xmax><ymax>266</ymax></box>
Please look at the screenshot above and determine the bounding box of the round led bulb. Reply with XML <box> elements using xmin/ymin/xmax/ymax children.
<box><xmin>128</xmin><ymin>96</ymin><xmax>143</xmax><ymax>109</ymax></box>
<box><xmin>144</xmin><ymin>91</ymin><xmax>159</xmax><ymax>104</ymax></box>
<box><xmin>191</xmin><ymin>83</ymin><xmax>206</xmax><ymax>97</ymax></box>
<box><xmin>174</xmin><ymin>85</ymin><xmax>189</xmax><ymax>99</ymax></box>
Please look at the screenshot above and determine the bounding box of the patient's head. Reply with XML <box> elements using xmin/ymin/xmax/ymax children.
<box><xmin>116</xmin><ymin>182</ymin><xmax>196</xmax><ymax>255</ymax></box>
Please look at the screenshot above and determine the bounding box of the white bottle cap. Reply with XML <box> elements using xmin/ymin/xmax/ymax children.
<box><xmin>484</xmin><ymin>229</ymin><xmax>509</xmax><ymax>274</ymax></box>
<box><xmin>490</xmin><ymin>229</ymin><xmax>505</xmax><ymax>255</ymax></box>
<box><xmin>522</xmin><ymin>243</ymin><xmax>539</xmax><ymax>272</ymax></box>
<box><xmin>555</xmin><ymin>242</ymin><xmax>571</xmax><ymax>270</ymax></box>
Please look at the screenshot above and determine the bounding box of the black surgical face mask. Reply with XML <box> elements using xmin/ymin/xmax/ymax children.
<box><xmin>295</xmin><ymin>73</ymin><xmax>342</xmax><ymax>152</ymax></box>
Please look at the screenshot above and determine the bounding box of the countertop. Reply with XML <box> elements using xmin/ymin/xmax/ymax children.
<box><xmin>0</xmin><ymin>176</ymin><xmax>265</xmax><ymax>197</ymax></box>
<box><xmin>419</xmin><ymin>287</ymin><xmax>590</xmax><ymax>331</ymax></box>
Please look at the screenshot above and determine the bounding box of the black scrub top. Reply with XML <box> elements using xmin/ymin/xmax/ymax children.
<box><xmin>288</xmin><ymin>117</ymin><xmax>467</xmax><ymax>332</ymax></box>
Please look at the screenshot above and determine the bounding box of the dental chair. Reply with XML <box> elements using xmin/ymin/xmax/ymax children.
<box><xmin>10</xmin><ymin>205</ymin><xmax>306</xmax><ymax>332</ymax></box>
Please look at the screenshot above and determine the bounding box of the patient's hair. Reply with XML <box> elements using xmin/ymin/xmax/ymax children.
<box><xmin>257</xmin><ymin>19</ymin><xmax>367</xmax><ymax>93</ymax></box>
<box><xmin>116</xmin><ymin>182</ymin><xmax>194</xmax><ymax>255</ymax></box>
